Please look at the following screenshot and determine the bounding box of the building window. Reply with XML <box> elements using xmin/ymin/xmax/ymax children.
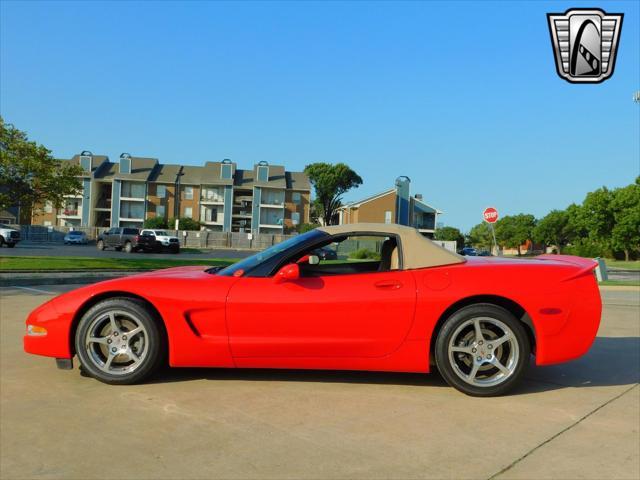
<box><xmin>156</xmin><ymin>205</ymin><xmax>166</xmax><ymax>218</ymax></box>
<box><xmin>44</xmin><ymin>201</ymin><xmax>53</xmax><ymax>213</ymax></box>
<box><xmin>157</xmin><ymin>185</ymin><xmax>166</xmax><ymax>198</ymax></box>
<box><xmin>385</xmin><ymin>211</ymin><xmax>392</xmax><ymax>224</ymax></box>
<box><xmin>292</xmin><ymin>192</ymin><xmax>301</xmax><ymax>203</ymax></box>
<box><xmin>184</xmin><ymin>207</ymin><xmax>193</xmax><ymax>218</ymax></box>
<box><xmin>291</xmin><ymin>212</ymin><xmax>300</xmax><ymax>225</ymax></box>
<box><xmin>121</xmin><ymin>201</ymin><xmax>144</xmax><ymax>219</ymax></box>
<box><xmin>184</xmin><ymin>186</ymin><xmax>194</xmax><ymax>200</ymax></box>
<box><xmin>221</xmin><ymin>163</ymin><xmax>232</xmax><ymax>180</ymax></box>
<box><xmin>121</xmin><ymin>181</ymin><xmax>145</xmax><ymax>199</ymax></box>
<box><xmin>257</xmin><ymin>165</ymin><xmax>269</xmax><ymax>182</ymax></box>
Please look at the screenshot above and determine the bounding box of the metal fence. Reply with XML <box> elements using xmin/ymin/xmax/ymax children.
<box><xmin>12</xmin><ymin>225</ymin><xmax>295</xmax><ymax>250</ymax></box>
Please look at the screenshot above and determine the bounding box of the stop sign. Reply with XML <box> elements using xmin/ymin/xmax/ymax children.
<box><xmin>483</xmin><ymin>207</ymin><xmax>499</xmax><ymax>223</ymax></box>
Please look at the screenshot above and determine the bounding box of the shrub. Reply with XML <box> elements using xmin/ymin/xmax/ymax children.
<box><xmin>297</xmin><ymin>223</ymin><xmax>321</xmax><ymax>234</ymax></box>
<box><xmin>143</xmin><ymin>217</ymin><xmax>169</xmax><ymax>229</ymax></box>
<box><xmin>169</xmin><ymin>217</ymin><xmax>201</xmax><ymax>231</ymax></box>
<box><xmin>563</xmin><ymin>239</ymin><xmax>610</xmax><ymax>258</ymax></box>
<box><xmin>349</xmin><ymin>248</ymin><xmax>380</xmax><ymax>260</ymax></box>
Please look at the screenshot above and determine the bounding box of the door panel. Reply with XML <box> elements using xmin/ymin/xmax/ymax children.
<box><xmin>226</xmin><ymin>270</ymin><xmax>417</xmax><ymax>358</ymax></box>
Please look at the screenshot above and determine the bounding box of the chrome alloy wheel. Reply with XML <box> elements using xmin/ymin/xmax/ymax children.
<box><xmin>84</xmin><ymin>310</ymin><xmax>148</xmax><ymax>375</ymax></box>
<box><xmin>447</xmin><ymin>316</ymin><xmax>519</xmax><ymax>387</ymax></box>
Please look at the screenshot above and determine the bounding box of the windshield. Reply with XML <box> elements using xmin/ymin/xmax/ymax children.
<box><xmin>69</xmin><ymin>231</ymin><xmax>83</xmax><ymax>235</ymax></box>
<box><xmin>217</xmin><ymin>229</ymin><xmax>325</xmax><ymax>277</ymax></box>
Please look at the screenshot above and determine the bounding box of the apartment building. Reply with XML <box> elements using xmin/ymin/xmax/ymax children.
<box><xmin>337</xmin><ymin>176</ymin><xmax>442</xmax><ymax>237</ymax></box>
<box><xmin>32</xmin><ymin>152</ymin><xmax>311</xmax><ymax>234</ymax></box>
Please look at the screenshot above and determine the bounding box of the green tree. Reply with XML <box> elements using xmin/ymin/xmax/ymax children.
<box><xmin>304</xmin><ymin>163</ymin><xmax>363</xmax><ymax>226</ymax></box>
<box><xmin>0</xmin><ymin>118</ymin><xmax>83</xmax><ymax>213</ymax></box>
<box><xmin>495</xmin><ymin>214</ymin><xmax>536</xmax><ymax>255</ymax></box>
<box><xmin>467</xmin><ymin>222</ymin><xmax>493</xmax><ymax>250</ymax></box>
<box><xmin>434</xmin><ymin>226</ymin><xmax>465</xmax><ymax>250</ymax></box>
<box><xmin>579</xmin><ymin>186</ymin><xmax>615</xmax><ymax>247</ymax></box>
<box><xmin>610</xmin><ymin>180</ymin><xmax>640</xmax><ymax>261</ymax></box>
<box><xmin>143</xmin><ymin>217</ymin><xmax>169</xmax><ymax>229</ymax></box>
<box><xmin>533</xmin><ymin>209</ymin><xmax>574</xmax><ymax>253</ymax></box>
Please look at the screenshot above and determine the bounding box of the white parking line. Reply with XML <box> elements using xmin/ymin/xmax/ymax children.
<box><xmin>12</xmin><ymin>286</ymin><xmax>56</xmax><ymax>295</ymax></box>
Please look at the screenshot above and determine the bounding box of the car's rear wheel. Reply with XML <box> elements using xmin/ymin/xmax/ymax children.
<box><xmin>435</xmin><ymin>304</ymin><xmax>530</xmax><ymax>397</ymax></box>
<box><xmin>75</xmin><ymin>298</ymin><xmax>165</xmax><ymax>385</ymax></box>
<box><xmin>0</xmin><ymin>237</ymin><xmax>4</xmax><ymax>247</ymax></box>
<box><xmin>124</xmin><ymin>241</ymin><xmax>133</xmax><ymax>253</ymax></box>
<box><xmin>6</xmin><ymin>243</ymin><xmax>15</xmax><ymax>248</ymax></box>
<box><xmin>97</xmin><ymin>240</ymin><xmax>105</xmax><ymax>250</ymax></box>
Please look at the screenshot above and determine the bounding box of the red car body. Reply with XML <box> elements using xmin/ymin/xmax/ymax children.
<box><xmin>24</xmin><ymin>248</ymin><xmax>601</xmax><ymax>374</ymax></box>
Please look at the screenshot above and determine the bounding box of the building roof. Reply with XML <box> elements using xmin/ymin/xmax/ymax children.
<box><xmin>114</xmin><ymin>156</ymin><xmax>158</xmax><ymax>181</ymax></box>
<box><xmin>339</xmin><ymin>189</ymin><xmax>395</xmax><ymax>210</ymax></box>
<box><xmin>148</xmin><ymin>163</ymin><xmax>181</xmax><ymax>184</ymax></box>
<box><xmin>65</xmin><ymin>154</ymin><xmax>110</xmax><ymax>176</ymax></box>
<box><xmin>412</xmin><ymin>197</ymin><xmax>444</xmax><ymax>215</ymax></box>
<box><xmin>93</xmin><ymin>161</ymin><xmax>118</xmax><ymax>180</ymax></box>
<box><xmin>285</xmin><ymin>171</ymin><xmax>311</xmax><ymax>191</ymax></box>
<box><xmin>318</xmin><ymin>223</ymin><xmax>464</xmax><ymax>269</ymax></box>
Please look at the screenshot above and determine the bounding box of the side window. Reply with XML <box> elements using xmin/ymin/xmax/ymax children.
<box><xmin>108</xmin><ymin>227</ymin><xmax>119</xmax><ymax>235</ymax></box>
<box><xmin>295</xmin><ymin>234</ymin><xmax>400</xmax><ymax>277</ymax></box>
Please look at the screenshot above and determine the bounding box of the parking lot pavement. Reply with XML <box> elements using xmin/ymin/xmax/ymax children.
<box><xmin>1</xmin><ymin>287</ymin><xmax>638</xmax><ymax>480</ymax></box>
<box><xmin>0</xmin><ymin>242</ymin><xmax>253</xmax><ymax>259</ymax></box>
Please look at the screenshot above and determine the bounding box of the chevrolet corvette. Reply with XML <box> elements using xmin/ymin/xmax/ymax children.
<box><xmin>24</xmin><ymin>223</ymin><xmax>602</xmax><ymax>396</ymax></box>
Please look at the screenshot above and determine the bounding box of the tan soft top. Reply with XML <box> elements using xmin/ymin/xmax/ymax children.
<box><xmin>318</xmin><ymin>223</ymin><xmax>465</xmax><ymax>269</ymax></box>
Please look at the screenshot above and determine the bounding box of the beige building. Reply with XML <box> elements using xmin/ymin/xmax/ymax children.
<box><xmin>338</xmin><ymin>177</ymin><xmax>442</xmax><ymax>237</ymax></box>
<box><xmin>32</xmin><ymin>152</ymin><xmax>311</xmax><ymax>234</ymax></box>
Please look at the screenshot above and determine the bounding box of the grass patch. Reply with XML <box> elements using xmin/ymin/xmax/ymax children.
<box><xmin>599</xmin><ymin>280</ymin><xmax>640</xmax><ymax>287</ymax></box>
<box><xmin>604</xmin><ymin>260</ymin><xmax>640</xmax><ymax>270</ymax></box>
<box><xmin>0</xmin><ymin>256</ymin><xmax>238</xmax><ymax>271</ymax></box>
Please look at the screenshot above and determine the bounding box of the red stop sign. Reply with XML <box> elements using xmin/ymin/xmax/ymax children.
<box><xmin>483</xmin><ymin>207</ymin><xmax>499</xmax><ymax>223</ymax></box>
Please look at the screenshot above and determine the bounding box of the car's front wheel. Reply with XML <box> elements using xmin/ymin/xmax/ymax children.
<box><xmin>75</xmin><ymin>298</ymin><xmax>165</xmax><ymax>385</ymax></box>
<box><xmin>97</xmin><ymin>240</ymin><xmax>105</xmax><ymax>250</ymax></box>
<box><xmin>435</xmin><ymin>304</ymin><xmax>530</xmax><ymax>397</ymax></box>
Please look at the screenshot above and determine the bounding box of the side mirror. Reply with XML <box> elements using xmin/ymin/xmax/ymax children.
<box><xmin>308</xmin><ymin>255</ymin><xmax>320</xmax><ymax>265</ymax></box>
<box><xmin>297</xmin><ymin>254</ymin><xmax>311</xmax><ymax>264</ymax></box>
<box><xmin>274</xmin><ymin>263</ymin><xmax>300</xmax><ymax>283</ymax></box>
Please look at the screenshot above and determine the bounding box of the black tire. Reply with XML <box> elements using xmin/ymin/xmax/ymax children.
<box><xmin>6</xmin><ymin>243</ymin><xmax>15</xmax><ymax>248</ymax></box>
<box><xmin>97</xmin><ymin>239</ymin><xmax>105</xmax><ymax>251</ymax></box>
<box><xmin>435</xmin><ymin>303</ymin><xmax>530</xmax><ymax>397</ymax></box>
<box><xmin>0</xmin><ymin>236</ymin><xmax>4</xmax><ymax>247</ymax></box>
<box><xmin>171</xmin><ymin>246</ymin><xmax>180</xmax><ymax>254</ymax></box>
<box><xmin>124</xmin><ymin>241</ymin><xmax>133</xmax><ymax>253</ymax></box>
<box><xmin>75</xmin><ymin>297</ymin><xmax>166</xmax><ymax>385</ymax></box>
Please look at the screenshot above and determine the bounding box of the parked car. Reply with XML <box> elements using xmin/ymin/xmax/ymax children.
<box><xmin>312</xmin><ymin>245</ymin><xmax>337</xmax><ymax>260</ymax></box>
<box><xmin>24</xmin><ymin>223</ymin><xmax>602</xmax><ymax>397</ymax></box>
<box><xmin>0</xmin><ymin>223</ymin><xmax>20</xmax><ymax>248</ymax></box>
<box><xmin>477</xmin><ymin>250</ymin><xmax>493</xmax><ymax>257</ymax></box>
<box><xmin>460</xmin><ymin>247</ymin><xmax>478</xmax><ymax>256</ymax></box>
<box><xmin>140</xmin><ymin>229</ymin><xmax>180</xmax><ymax>253</ymax></box>
<box><xmin>63</xmin><ymin>230</ymin><xmax>88</xmax><ymax>245</ymax></box>
<box><xmin>96</xmin><ymin>227</ymin><xmax>142</xmax><ymax>253</ymax></box>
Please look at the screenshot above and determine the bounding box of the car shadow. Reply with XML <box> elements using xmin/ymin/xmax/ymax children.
<box><xmin>148</xmin><ymin>336</ymin><xmax>639</xmax><ymax>394</ymax></box>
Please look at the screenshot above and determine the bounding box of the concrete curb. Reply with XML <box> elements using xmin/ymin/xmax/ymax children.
<box><xmin>0</xmin><ymin>271</ymin><xmax>140</xmax><ymax>287</ymax></box>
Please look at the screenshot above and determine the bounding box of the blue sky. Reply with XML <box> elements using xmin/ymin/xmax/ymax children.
<box><xmin>1</xmin><ymin>1</ymin><xmax>638</xmax><ymax>231</ymax></box>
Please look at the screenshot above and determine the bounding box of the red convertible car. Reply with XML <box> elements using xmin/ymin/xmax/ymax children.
<box><xmin>24</xmin><ymin>224</ymin><xmax>602</xmax><ymax>396</ymax></box>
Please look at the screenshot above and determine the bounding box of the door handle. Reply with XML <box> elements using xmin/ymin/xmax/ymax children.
<box><xmin>375</xmin><ymin>280</ymin><xmax>402</xmax><ymax>290</ymax></box>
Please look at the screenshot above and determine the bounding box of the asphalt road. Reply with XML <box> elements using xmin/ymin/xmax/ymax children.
<box><xmin>0</xmin><ymin>241</ymin><xmax>253</xmax><ymax>259</ymax></box>
<box><xmin>0</xmin><ymin>285</ymin><xmax>638</xmax><ymax>479</ymax></box>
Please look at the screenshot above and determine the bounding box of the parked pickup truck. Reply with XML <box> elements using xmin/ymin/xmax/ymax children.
<box><xmin>96</xmin><ymin>227</ymin><xmax>146</xmax><ymax>253</ymax></box>
<box><xmin>0</xmin><ymin>224</ymin><xmax>20</xmax><ymax>248</ymax></box>
<box><xmin>140</xmin><ymin>229</ymin><xmax>180</xmax><ymax>253</ymax></box>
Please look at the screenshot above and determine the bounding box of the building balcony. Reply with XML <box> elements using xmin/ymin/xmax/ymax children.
<box><xmin>120</xmin><ymin>196</ymin><xmax>145</xmax><ymax>202</ymax></box>
<box><xmin>260</xmin><ymin>203</ymin><xmax>284</xmax><ymax>209</ymax></box>
<box><xmin>201</xmin><ymin>198</ymin><xmax>225</xmax><ymax>205</ymax></box>
<box><xmin>58</xmin><ymin>209</ymin><xmax>81</xmax><ymax>218</ymax></box>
